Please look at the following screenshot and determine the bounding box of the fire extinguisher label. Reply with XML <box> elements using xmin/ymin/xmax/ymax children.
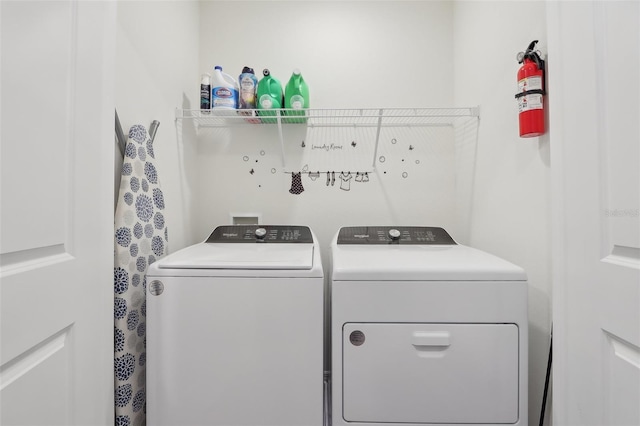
<box><xmin>518</xmin><ymin>75</ymin><xmax>543</xmax><ymax>92</ymax></box>
<box><xmin>518</xmin><ymin>94</ymin><xmax>543</xmax><ymax>112</ymax></box>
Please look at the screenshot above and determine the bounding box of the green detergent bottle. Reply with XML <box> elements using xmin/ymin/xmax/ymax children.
<box><xmin>256</xmin><ymin>69</ymin><xmax>283</xmax><ymax>124</ymax></box>
<box><xmin>284</xmin><ymin>69</ymin><xmax>309</xmax><ymax>123</ymax></box>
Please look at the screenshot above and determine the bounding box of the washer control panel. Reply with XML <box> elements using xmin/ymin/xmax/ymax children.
<box><xmin>337</xmin><ymin>226</ymin><xmax>456</xmax><ymax>245</ymax></box>
<box><xmin>206</xmin><ymin>225</ymin><xmax>313</xmax><ymax>243</ymax></box>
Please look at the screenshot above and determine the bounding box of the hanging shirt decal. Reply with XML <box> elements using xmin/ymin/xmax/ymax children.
<box><xmin>339</xmin><ymin>172</ymin><xmax>353</xmax><ymax>191</ymax></box>
<box><xmin>289</xmin><ymin>172</ymin><xmax>304</xmax><ymax>194</ymax></box>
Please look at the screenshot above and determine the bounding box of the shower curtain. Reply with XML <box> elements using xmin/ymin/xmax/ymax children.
<box><xmin>114</xmin><ymin>124</ymin><xmax>168</xmax><ymax>426</ymax></box>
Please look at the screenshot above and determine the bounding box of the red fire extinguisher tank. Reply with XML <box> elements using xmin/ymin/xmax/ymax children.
<box><xmin>515</xmin><ymin>40</ymin><xmax>546</xmax><ymax>137</ymax></box>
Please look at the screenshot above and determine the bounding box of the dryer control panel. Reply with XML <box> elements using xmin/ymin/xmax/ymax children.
<box><xmin>337</xmin><ymin>226</ymin><xmax>456</xmax><ymax>245</ymax></box>
<box><xmin>206</xmin><ymin>225</ymin><xmax>314</xmax><ymax>243</ymax></box>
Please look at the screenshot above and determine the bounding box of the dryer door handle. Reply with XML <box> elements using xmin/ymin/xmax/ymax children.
<box><xmin>411</xmin><ymin>331</ymin><xmax>451</xmax><ymax>348</ymax></box>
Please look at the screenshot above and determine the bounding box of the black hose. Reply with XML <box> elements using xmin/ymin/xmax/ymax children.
<box><xmin>539</xmin><ymin>327</ymin><xmax>553</xmax><ymax>426</ymax></box>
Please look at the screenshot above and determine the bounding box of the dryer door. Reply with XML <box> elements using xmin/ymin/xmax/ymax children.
<box><xmin>342</xmin><ymin>323</ymin><xmax>519</xmax><ymax>424</ymax></box>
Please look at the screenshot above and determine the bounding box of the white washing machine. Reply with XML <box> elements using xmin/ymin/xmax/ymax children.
<box><xmin>330</xmin><ymin>226</ymin><xmax>528</xmax><ymax>426</ymax></box>
<box><xmin>146</xmin><ymin>225</ymin><xmax>324</xmax><ymax>426</ymax></box>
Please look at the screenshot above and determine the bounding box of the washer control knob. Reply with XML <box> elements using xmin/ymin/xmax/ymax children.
<box><xmin>388</xmin><ymin>229</ymin><xmax>401</xmax><ymax>240</ymax></box>
<box><xmin>255</xmin><ymin>228</ymin><xmax>267</xmax><ymax>239</ymax></box>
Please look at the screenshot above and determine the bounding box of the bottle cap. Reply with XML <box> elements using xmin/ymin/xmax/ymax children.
<box><xmin>215</xmin><ymin>66</ymin><xmax>222</xmax><ymax>71</ymax></box>
<box><xmin>243</xmin><ymin>66</ymin><xmax>255</xmax><ymax>74</ymax></box>
<box><xmin>292</xmin><ymin>68</ymin><xmax>301</xmax><ymax>75</ymax></box>
<box><xmin>263</xmin><ymin>69</ymin><xmax>270</xmax><ymax>76</ymax></box>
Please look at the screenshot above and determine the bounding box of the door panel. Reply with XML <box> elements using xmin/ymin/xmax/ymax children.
<box><xmin>549</xmin><ymin>1</ymin><xmax>640</xmax><ymax>425</ymax></box>
<box><xmin>0</xmin><ymin>1</ymin><xmax>70</xmax><ymax>254</ymax></box>
<box><xmin>596</xmin><ymin>3</ymin><xmax>640</xmax><ymax>424</ymax></box>
<box><xmin>0</xmin><ymin>2</ymin><xmax>116</xmax><ymax>425</ymax></box>
<box><xmin>342</xmin><ymin>323</ymin><xmax>519</xmax><ymax>424</ymax></box>
<box><xmin>596</xmin><ymin>2</ymin><xmax>640</xmax><ymax>255</ymax></box>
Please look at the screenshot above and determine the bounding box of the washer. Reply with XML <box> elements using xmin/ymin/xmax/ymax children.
<box><xmin>330</xmin><ymin>226</ymin><xmax>528</xmax><ymax>426</ymax></box>
<box><xmin>146</xmin><ymin>225</ymin><xmax>324</xmax><ymax>426</ymax></box>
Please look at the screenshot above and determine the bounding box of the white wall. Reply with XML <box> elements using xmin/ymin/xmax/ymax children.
<box><xmin>115</xmin><ymin>0</ymin><xmax>201</xmax><ymax>252</ymax></box>
<box><xmin>199</xmin><ymin>1</ymin><xmax>454</xmax><ymax>110</ymax></box>
<box><xmin>453</xmin><ymin>2</ymin><xmax>551</xmax><ymax>425</ymax></box>
<box><xmin>194</xmin><ymin>1</ymin><xmax>460</xmax><ymax>262</ymax></box>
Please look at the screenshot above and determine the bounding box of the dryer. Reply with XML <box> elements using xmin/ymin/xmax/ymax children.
<box><xmin>330</xmin><ymin>226</ymin><xmax>528</xmax><ymax>426</ymax></box>
<box><xmin>146</xmin><ymin>225</ymin><xmax>324</xmax><ymax>426</ymax></box>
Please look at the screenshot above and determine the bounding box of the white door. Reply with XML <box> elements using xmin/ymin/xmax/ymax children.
<box><xmin>1</xmin><ymin>2</ymin><xmax>116</xmax><ymax>425</ymax></box>
<box><xmin>548</xmin><ymin>1</ymin><xmax>640</xmax><ymax>425</ymax></box>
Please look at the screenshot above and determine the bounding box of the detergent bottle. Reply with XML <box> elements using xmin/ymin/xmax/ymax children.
<box><xmin>256</xmin><ymin>69</ymin><xmax>284</xmax><ymax>123</ymax></box>
<box><xmin>211</xmin><ymin>66</ymin><xmax>239</xmax><ymax>110</ymax></box>
<box><xmin>284</xmin><ymin>68</ymin><xmax>309</xmax><ymax>123</ymax></box>
<box><xmin>238</xmin><ymin>66</ymin><xmax>258</xmax><ymax>110</ymax></box>
<box><xmin>200</xmin><ymin>73</ymin><xmax>211</xmax><ymax>112</ymax></box>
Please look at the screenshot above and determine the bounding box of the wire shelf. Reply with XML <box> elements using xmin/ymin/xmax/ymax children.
<box><xmin>175</xmin><ymin>107</ymin><xmax>479</xmax><ymax>128</ymax></box>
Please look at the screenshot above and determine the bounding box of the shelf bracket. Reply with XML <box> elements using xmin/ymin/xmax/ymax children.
<box><xmin>372</xmin><ymin>108</ymin><xmax>384</xmax><ymax>168</ymax></box>
<box><xmin>276</xmin><ymin>110</ymin><xmax>286</xmax><ymax>169</ymax></box>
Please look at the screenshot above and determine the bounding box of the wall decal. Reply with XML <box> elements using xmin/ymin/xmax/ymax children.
<box><xmin>339</xmin><ymin>172</ymin><xmax>352</xmax><ymax>191</ymax></box>
<box><xmin>355</xmin><ymin>172</ymin><xmax>370</xmax><ymax>183</ymax></box>
<box><xmin>289</xmin><ymin>172</ymin><xmax>304</xmax><ymax>194</ymax></box>
<box><xmin>312</xmin><ymin>143</ymin><xmax>343</xmax><ymax>151</ymax></box>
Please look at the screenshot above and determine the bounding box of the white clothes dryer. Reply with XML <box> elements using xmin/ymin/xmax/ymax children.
<box><xmin>146</xmin><ymin>225</ymin><xmax>324</xmax><ymax>426</ymax></box>
<box><xmin>330</xmin><ymin>226</ymin><xmax>528</xmax><ymax>426</ymax></box>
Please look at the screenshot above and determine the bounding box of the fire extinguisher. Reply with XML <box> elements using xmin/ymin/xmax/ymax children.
<box><xmin>515</xmin><ymin>40</ymin><xmax>546</xmax><ymax>137</ymax></box>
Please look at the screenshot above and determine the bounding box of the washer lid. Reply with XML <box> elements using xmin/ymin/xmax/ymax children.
<box><xmin>331</xmin><ymin>243</ymin><xmax>526</xmax><ymax>281</ymax></box>
<box><xmin>157</xmin><ymin>242</ymin><xmax>315</xmax><ymax>270</ymax></box>
<box><xmin>157</xmin><ymin>226</ymin><xmax>316</xmax><ymax>270</ymax></box>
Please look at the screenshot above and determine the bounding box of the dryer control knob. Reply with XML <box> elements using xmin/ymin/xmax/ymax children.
<box><xmin>255</xmin><ymin>228</ymin><xmax>267</xmax><ymax>239</ymax></box>
<box><xmin>388</xmin><ymin>229</ymin><xmax>401</xmax><ymax>240</ymax></box>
